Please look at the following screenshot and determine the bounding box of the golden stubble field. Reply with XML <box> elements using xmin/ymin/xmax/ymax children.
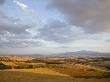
<box><xmin>0</xmin><ymin>68</ymin><xmax>110</xmax><ymax>82</ymax></box>
<box><xmin>0</xmin><ymin>56</ymin><xmax>110</xmax><ymax>82</ymax></box>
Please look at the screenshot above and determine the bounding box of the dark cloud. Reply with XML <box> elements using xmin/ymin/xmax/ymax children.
<box><xmin>37</xmin><ymin>20</ymin><xmax>85</xmax><ymax>43</ymax></box>
<box><xmin>0</xmin><ymin>39</ymin><xmax>42</xmax><ymax>48</ymax></box>
<box><xmin>0</xmin><ymin>0</ymin><xmax>5</xmax><ymax>5</ymax></box>
<box><xmin>0</xmin><ymin>15</ymin><xmax>32</xmax><ymax>34</ymax></box>
<box><xmin>2</xmin><ymin>15</ymin><xmax>20</xmax><ymax>22</ymax></box>
<box><xmin>106</xmin><ymin>39</ymin><xmax>110</xmax><ymax>42</ymax></box>
<box><xmin>48</xmin><ymin>0</ymin><xmax>110</xmax><ymax>33</ymax></box>
<box><xmin>0</xmin><ymin>11</ymin><xmax>40</xmax><ymax>48</ymax></box>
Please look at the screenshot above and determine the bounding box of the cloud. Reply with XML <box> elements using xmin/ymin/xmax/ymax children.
<box><xmin>84</xmin><ymin>32</ymin><xmax>110</xmax><ymax>41</ymax></box>
<box><xmin>36</xmin><ymin>18</ymin><xmax>110</xmax><ymax>44</ymax></box>
<box><xmin>106</xmin><ymin>39</ymin><xmax>110</xmax><ymax>42</ymax></box>
<box><xmin>13</xmin><ymin>0</ymin><xmax>28</xmax><ymax>10</ymax></box>
<box><xmin>47</xmin><ymin>0</ymin><xmax>110</xmax><ymax>33</ymax></box>
<box><xmin>0</xmin><ymin>11</ymin><xmax>41</xmax><ymax>48</ymax></box>
<box><xmin>2</xmin><ymin>15</ymin><xmax>20</xmax><ymax>22</ymax></box>
<box><xmin>0</xmin><ymin>0</ymin><xmax>110</xmax><ymax>53</ymax></box>
<box><xmin>0</xmin><ymin>38</ymin><xmax>42</xmax><ymax>48</ymax></box>
<box><xmin>0</xmin><ymin>14</ymin><xmax>32</xmax><ymax>34</ymax></box>
<box><xmin>37</xmin><ymin>19</ymin><xmax>85</xmax><ymax>43</ymax></box>
<box><xmin>0</xmin><ymin>0</ymin><xmax>44</xmax><ymax>49</ymax></box>
<box><xmin>0</xmin><ymin>0</ymin><xmax>5</xmax><ymax>5</ymax></box>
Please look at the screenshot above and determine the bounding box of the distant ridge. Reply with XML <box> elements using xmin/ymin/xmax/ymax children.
<box><xmin>0</xmin><ymin>50</ymin><xmax>110</xmax><ymax>57</ymax></box>
<box><xmin>54</xmin><ymin>50</ymin><xmax>110</xmax><ymax>57</ymax></box>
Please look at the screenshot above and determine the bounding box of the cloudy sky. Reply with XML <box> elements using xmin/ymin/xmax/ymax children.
<box><xmin>0</xmin><ymin>0</ymin><xmax>110</xmax><ymax>55</ymax></box>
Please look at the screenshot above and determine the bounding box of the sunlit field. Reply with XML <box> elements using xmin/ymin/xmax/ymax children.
<box><xmin>0</xmin><ymin>70</ymin><xmax>110</xmax><ymax>82</ymax></box>
<box><xmin>0</xmin><ymin>56</ymin><xmax>110</xmax><ymax>82</ymax></box>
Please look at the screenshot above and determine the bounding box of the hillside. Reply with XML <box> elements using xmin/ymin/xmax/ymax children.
<box><xmin>0</xmin><ymin>70</ymin><xmax>110</xmax><ymax>82</ymax></box>
<box><xmin>0</xmin><ymin>56</ymin><xmax>34</xmax><ymax>61</ymax></box>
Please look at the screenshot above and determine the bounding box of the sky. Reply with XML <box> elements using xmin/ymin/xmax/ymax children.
<box><xmin>0</xmin><ymin>0</ymin><xmax>110</xmax><ymax>55</ymax></box>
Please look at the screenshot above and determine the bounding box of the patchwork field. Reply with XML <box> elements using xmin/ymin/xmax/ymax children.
<box><xmin>0</xmin><ymin>56</ymin><xmax>110</xmax><ymax>82</ymax></box>
<box><xmin>0</xmin><ymin>70</ymin><xmax>110</xmax><ymax>82</ymax></box>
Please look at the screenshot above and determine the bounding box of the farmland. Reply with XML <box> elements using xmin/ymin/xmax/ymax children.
<box><xmin>0</xmin><ymin>56</ymin><xmax>110</xmax><ymax>82</ymax></box>
<box><xmin>0</xmin><ymin>70</ymin><xmax>110</xmax><ymax>82</ymax></box>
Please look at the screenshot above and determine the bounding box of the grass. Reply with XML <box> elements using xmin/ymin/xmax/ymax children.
<box><xmin>47</xmin><ymin>64</ymin><xmax>110</xmax><ymax>78</ymax></box>
<box><xmin>4</xmin><ymin>68</ymin><xmax>69</xmax><ymax>76</ymax></box>
<box><xmin>0</xmin><ymin>70</ymin><xmax>110</xmax><ymax>82</ymax></box>
<box><xmin>0</xmin><ymin>61</ymin><xmax>110</xmax><ymax>78</ymax></box>
<box><xmin>0</xmin><ymin>57</ymin><xmax>110</xmax><ymax>82</ymax></box>
<box><xmin>0</xmin><ymin>61</ymin><xmax>47</xmax><ymax>69</ymax></box>
<box><xmin>1</xmin><ymin>61</ymin><xmax>17</xmax><ymax>66</ymax></box>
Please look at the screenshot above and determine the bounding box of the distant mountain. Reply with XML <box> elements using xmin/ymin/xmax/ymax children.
<box><xmin>54</xmin><ymin>50</ymin><xmax>110</xmax><ymax>57</ymax></box>
<box><xmin>0</xmin><ymin>50</ymin><xmax>110</xmax><ymax>57</ymax></box>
